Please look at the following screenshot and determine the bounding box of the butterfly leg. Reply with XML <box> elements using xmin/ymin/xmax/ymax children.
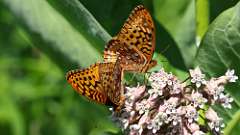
<box><xmin>147</xmin><ymin>60</ymin><xmax>157</xmax><ymax>70</ymax></box>
<box><xmin>114</xmin><ymin>94</ymin><xmax>125</xmax><ymax>112</ymax></box>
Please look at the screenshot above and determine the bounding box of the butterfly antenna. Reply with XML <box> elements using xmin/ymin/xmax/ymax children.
<box><xmin>161</xmin><ymin>44</ymin><xmax>170</xmax><ymax>54</ymax></box>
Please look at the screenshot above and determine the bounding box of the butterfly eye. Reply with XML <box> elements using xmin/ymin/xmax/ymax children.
<box><xmin>143</xmin><ymin>20</ymin><xmax>148</xmax><ymax>26</ymax></box>
<box><xmin>134</xmin><ymin>53</ymin><xmax>139</xmax><ymax>57</ymax></box>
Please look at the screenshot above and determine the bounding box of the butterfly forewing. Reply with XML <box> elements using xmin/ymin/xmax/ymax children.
<box><xmin>104</xmin><ymin>5</ymin><xmax>156</xmax><ymax>72</ymax></box>
<box><xmin>66</xmin><ymin>62</ymin><xmax>123</xmax><ymax>108</ymax></box>
<box><xmin>66</xmin><ymin>63</ymin><xmax>108</xmax><ymax>104</ymax></box>
<box><xmin>118</xmin><ymin>5</ymin><xmax>155</xmax><ymax>60</ymax></box>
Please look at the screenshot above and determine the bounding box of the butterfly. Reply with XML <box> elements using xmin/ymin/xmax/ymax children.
<box><xmin>104</xmin><ymin>5</ymin><xmax>156</xmax><ymax>73</ymax></box>
<box><xmin>66</xmin><ymin>5</ymin><xmax>156</xmax><ymax>110</ymax></box>
<box><xmin>66</xmin><ymin>62</ymin><xmax>124</xmax><ymax>109</ymax></box>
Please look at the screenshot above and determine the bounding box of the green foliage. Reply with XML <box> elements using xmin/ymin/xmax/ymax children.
<box><xmin>195</xmin><ymin>2</ymin><xmax>240</xmax><ymax>135</ymax></box>
<box><xmin>0</xmin><ymin>0</ymin><xmax>239</xmax><ymax>135</ymax></box>
<box><xmin>154</xmin><ymin>0</ymin><xmax>196</xmax><ymax>68</ymax></box>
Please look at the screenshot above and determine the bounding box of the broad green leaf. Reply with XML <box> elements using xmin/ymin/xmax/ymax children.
<box><xmin>47</xmin><ymin>0</ymin><xmax>111</xmax><ymax>52</ymax></box>
<box><xmin>153</xmin><ymin>0</ymin><xmax>197</xmax><ymax>68</ymax></box>
<box><xmin>209</xmin><ymin>0</ymin><xmax>239</xmax><ymax>22</ymax></box>
<box><xmin>195</xmin><ymin>2</ymin><xmax>240</xmax><ymax>134</ymax></box>
<box><xmin>2</xmin><ymin>0</ymin><xmax>106</xmax><ymax>70</ymax></box>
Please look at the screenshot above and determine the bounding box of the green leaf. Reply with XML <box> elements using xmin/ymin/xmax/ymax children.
<box><xmin>154</xmin><ymin>20</ymin><xmax>186</xmax><ymax>70</ymax></box>
<box><xmin>0</xmin><ymin>97</ymin><xmax>25</xmax><ymax>135</ymax></box>
<box><xmin>209</xmin><ymin>0</ymin><xmax>239</xmax><ymax>22</ymax></box>
<box><xmin>2</xmin><ymin>0</ymin><xmax>108</xmax><ymax>70</ymax></box>
<box><xmin>153</xmin><ymin>0</ymin><xmax>197</xmax><ymax>68</ymax></box>
<box><xmin>47</xmin><ymin>0</ymin><xmax>111</xmax><ymax>52</ymax></box>
<box><xmin>195</xmin><ymin>2</ymin><xmax>240</xmax><ymax>134</ymax></box>
<box><xmin>196</xmin><ymin>0</ymin><xmax>209</xmax><ymax>40</ymax></box>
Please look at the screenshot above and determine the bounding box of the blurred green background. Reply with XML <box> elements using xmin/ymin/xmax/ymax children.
<box><xmin>0</xmin><ymin>0</ymin><xmax>240</xmax><ymax>135</ymax></box>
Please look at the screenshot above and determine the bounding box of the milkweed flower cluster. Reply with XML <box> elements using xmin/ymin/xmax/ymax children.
<box><xmin>111</xmin><ymin>67</ymin><xmax>238</xmax><ymax>135</ymax></box>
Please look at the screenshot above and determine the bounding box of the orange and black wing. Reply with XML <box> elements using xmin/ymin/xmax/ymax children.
<box><xmin>66</xmin><ymin>63</ymin><xmax>107</xmax><ymax>104</ymax></box>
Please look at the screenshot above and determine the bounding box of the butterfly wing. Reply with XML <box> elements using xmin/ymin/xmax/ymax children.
<box><xmin>104</xmin><ymin>5</ymin><xmax>156</xmax><ymax>72</ymax></box>
<box><xmin>118</xmin><ymin>5</ymin><xmax>155</xmax><ymax>59</ymax></box>
<box><xmin>66</xmin><ymin>63</ymin><xmax>108</xmax><ymax>104</ymax></box>
<box><xmin>66</xmin><ymin>62</ymin><xmax>123</xmax><ymax>108</ymax></box>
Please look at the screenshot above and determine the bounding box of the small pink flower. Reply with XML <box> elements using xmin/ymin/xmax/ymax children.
<box><xmin>184</xmin><ymin>105</ymin><xmax>198</xmax><ymax>123</ymax></box>
<box><xmin>149</xmin><ymin>68</ymin><xmax>174</xmax><ymax>89</ymax></box>
<box><xmin>185</xmin><ymin>123</ymin><xmax>205</xmax><ymax>135</ymax></box>
<box><xmin>166</xmin><ymin>73</ymin><xmax>174</xmax><ymax>86</ymax></box>
<box><xmin>129</xmin><ymin>124</ymin><xmax>141</xmax><ymax>135</ymax></box>
<box><xmin>125</xmin><ymin>85</ymin><xmax>146</xmax><ymax>101</ymax></box>
<box><xmin>171</xmin><ymin>80</ymin><xmax>183</xmax><ymax>94</ymax></box>
<box><xmin>205</xmin><ymin>107</ymin><xmax>219</xmax><ymax>122</ymax></box>
<box><xmin>158</xmin><ymin>103</ymin><xmax>167</xmax><ymax>112</ymax></box>
<box><xmin>170</xmin><ymin>113</ymin><xmax>182</xmax><ymax>126</ymax></box>
<box><xmin>191</xmin><ymin>91</ymin><xmax>207</xmax><ymax>108</ymax></box>
<box><xmin>225</xmin><ymin>69</ymin><xmax>238</xmax><ymax>82</ymax></box>
<box><xmin>204</xmin><ymin>79</ymin><xmax>218</xmax><ymax>95</ymax></box>
<box><xmin>147</xmin><ymin>112</ymin><xmax>166</xmax><ymax>133</ymax></box>
<box><xmin>206</xmin><ymin>108</ymin><xmax>225</xmax><ymax>132</ymax></box>
<box><xmin>218</xmin><ymin>93</ymin><xmax>233</xmax><ymax>109</ymax></box>
<box><xmin>138</xmin><ymin>113</ymin><xmax>150</xmax><ymax>125</ymax></box>
<box><xmin>164</xmin><ymin>97</ymin><xmax>179</xmax><ymax>114</ymax></box>
<box><xmin>135</xmin><ymin>99</ymin><xmax>152</xmax><ymax>115</ymax></box>
<box><xmin>148</xmin><ymin>88</ymin><xmax>163</xmax><ymax>99</ymax></box>
<box><xmin>188</xmin><ymin>123</ymin><xmax>200</xmax><ymax>133</ymax></box>
<box><xmin>129</xmin><ymin>113</ymin><xmax>151</xmax><ymax>135</ymax></box>
<box><xmin>189</xmin><ymin>67</ymin><xmax>206</xmax><ymax>88</ymax></box>
<box><xmin>204</xmin><ymin>79</ymin><xmax>226</xmax><ymax>102</ymax></box>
